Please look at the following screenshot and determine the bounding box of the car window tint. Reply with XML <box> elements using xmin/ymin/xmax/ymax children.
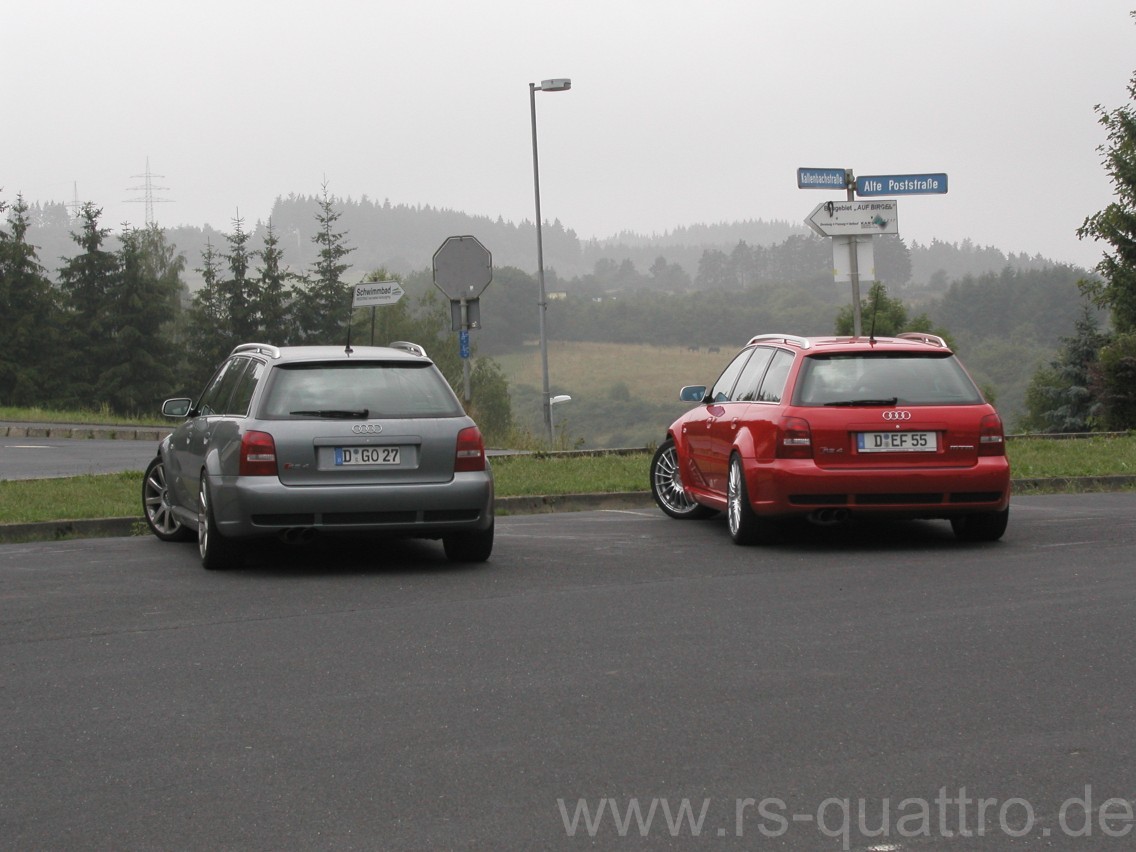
<box><xmin>756</xmin><ymin>349</ymin><xmax>795</xmax><ymax>402</ymax></box>
<box><xmin>226</xmin><ymin>358</ymin><xmax>265</xmax><ymax>416</ymax></box>
<box><xmin>263</xmin><ymin>362</ymin><xmax>465</xmax><ymax>418</ymax></box>
<box><xmin>709</xmin><ymin>349</ymin><xmax>753</xmax><ymax>403</ymax></box>
<box><xmin>196</xmin><ymin>357</ymin><xmax>241</xmax><ymax>416</ymax></box>
<box><xmin>795</xmin><ymin>353</ymin><xmax>984</xmax><ymax>405</ymax></box>
<box><xmin>731</xmin><ymin>347</ymin><xmax>776</xmax><ymax>401</ymax></box>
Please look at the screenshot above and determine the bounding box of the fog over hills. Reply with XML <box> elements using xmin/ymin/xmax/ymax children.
<box><xmin>15</xmin><ymin>194</ymin><xmax>1084</xmax><ymax>295</ymax></box>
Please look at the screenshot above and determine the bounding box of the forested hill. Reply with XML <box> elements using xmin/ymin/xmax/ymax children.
<box><xmin>17</xmin><ymin>196</ymin><xmax>1076</xmax><ymax>292</ymax></box>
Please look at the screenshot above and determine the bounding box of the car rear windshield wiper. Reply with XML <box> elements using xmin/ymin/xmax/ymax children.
<box><xmin>289</xmin><ymin>409</ymin><xmax>370</xmax><ymax>419</ymax></box>
<box><xmin>823</xmin><ymin>397</ymin><xmax>898</xmax><ymax>407</ymax></box>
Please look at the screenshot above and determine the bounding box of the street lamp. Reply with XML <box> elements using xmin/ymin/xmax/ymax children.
<box><xmin>530</xmin><ymin>77</ymin><xmax>571</xmax><ymax>443</ymax></box>
<box><xmin>549</xmin><ymin>394</ymin><xmax>572</xmax><ymax>440</ymax></box>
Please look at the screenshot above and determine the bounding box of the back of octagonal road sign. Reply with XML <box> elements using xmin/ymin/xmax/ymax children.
<box><xmin>432</xmin><ymin>235</ymin><xmax>493</xmax><ymax>299</ymax></box>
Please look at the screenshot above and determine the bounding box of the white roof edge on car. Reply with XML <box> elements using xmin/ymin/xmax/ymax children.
<box><xmin>231</xmin><ymin>343</ymin><xmax>432</xmax><ymax>362</ymax></box>
<box><xmin>744</xmin><ymin>333</ymin><xmax>952</xmax><ymax>352</ymax></box>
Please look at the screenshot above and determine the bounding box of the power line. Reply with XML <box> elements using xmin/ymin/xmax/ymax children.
<box><xmin>124</xmin><ymin>156</ymin><xmax>172</xmax><ymax>226</ymax></box>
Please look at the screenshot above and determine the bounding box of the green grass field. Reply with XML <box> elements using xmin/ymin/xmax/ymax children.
<box><xmin>2</xmin><ymin>435</ymin><xmax>1135</xmax><ymax>527</ymax></box>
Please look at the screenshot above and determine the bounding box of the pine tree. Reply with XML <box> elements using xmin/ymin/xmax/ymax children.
<box><xmin>294</xmin><ymin>185</ymin><xmax>355</xmax><ymax>344</ymax></box>
<box><xmin>0</xmin><ymin>195</ymin><xmax>61</xmax><ymax>405</ymax></box>
<box><xmin>1020</xmin><ymin>305</ymin><xmax>1107</xmax><ymax>432</ymax></box>
<box><xmin>99</xmin><ymin>225</ymin><xmax>187</xmax><ymax>414</ymax></box>
<box><xmin>186</xmin><ymin>240</ymin><xmax>233</xmax><ymax>389</ymax></box>
<box><xmin>221</xmin><ymin>214</ymin><xmax>258</xmax><ymax>343</ymax></box>
<box><xmin>57</xmin><ymin>203</ymin><xmax>120</xmax><ymax>407</ymax></box>
<box><xmin>255</xmin><ymin>221</ymin><xmax>297</xmax><ymax>344</ymax></box>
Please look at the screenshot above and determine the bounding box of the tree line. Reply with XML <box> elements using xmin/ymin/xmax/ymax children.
<box><xmin>0</xmin><ymin>188</ymin><xmax>515</xmax><ymax>441</ymax></box>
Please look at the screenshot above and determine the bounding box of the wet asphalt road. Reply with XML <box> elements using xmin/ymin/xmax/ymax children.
<box><xmin>4</xmin><ymin>493</ymin><xmax>1136</xmax><ymax>849</ymax></box>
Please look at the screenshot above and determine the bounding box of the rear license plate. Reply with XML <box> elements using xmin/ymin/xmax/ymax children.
<box><xmin>857</xmin><ymin>431</ymin><xmax>937</xmax><ymax>453</ymax></box>
<box><xmin>334</xmin><ymin>446</ymin><xmax>401</xmax><ymax>466</ymax></box>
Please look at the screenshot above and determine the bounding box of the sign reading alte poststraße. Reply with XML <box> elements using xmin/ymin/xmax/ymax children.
<box><xmin>856</xmin><ymin>173</ymin><xmax>948</xmax><ymax>196</ymax></box>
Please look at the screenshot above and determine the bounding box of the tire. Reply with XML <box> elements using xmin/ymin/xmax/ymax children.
<box><xmin>198</xmin><ymin>476</ymin><xmax>243</xmax><ymax>570</ymax></box>
<box><xmin>950</xmin><ymin>508</ymin><xmax>1009</xmax><ymax>542</ymax></box>
<box><xmin>443</xmin><ymin>521</ymin><xmax>494</xmax><ymax>563</ymax></box>
<box><xmin>650</xmin><ymin>439</ymin><xmax>717</xmax><ymax>520</ymax></box>
<box><xmin>142</xmin><ymin>456</ymin><xmax>194</xmax><ymax>542</ymax></box>
<box><xmin>727</xmin><ymin>455</ymin><xmax>777</xmax><ymax>545</ymax></box>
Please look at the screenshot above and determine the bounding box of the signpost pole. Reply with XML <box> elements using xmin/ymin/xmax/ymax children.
<box><xmin>846</xmin><ymin>171</ymin><xmax>863</xmax><ymax>338</ymax></box>
<box><xmin>460</xmin><ymin>296</ymin><xmax>472</xmax><ymax>402</ymax></box>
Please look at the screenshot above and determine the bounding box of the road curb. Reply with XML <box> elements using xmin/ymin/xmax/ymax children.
<box><xmin>0</xmin><ymin>493</ymin><xmax>658</xmax><ymax>544</ymax></box>
<box><xmin>4</xmin><ymin>478</ymin><xmax>1136</xmax><ymax>544</ymax></box>
<box><xmin>1</xmin><ymin>424</ymin><xmax>165</xmax><ymax>442</ymax></box>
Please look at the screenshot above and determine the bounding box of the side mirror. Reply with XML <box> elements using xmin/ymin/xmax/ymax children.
<box><xmin>161</xmin><ymin>398</ymin><xmax>193</xmax><ymax>418</ymax></box>
<box><xmin>679</xmin><ymin>385</ymin><xmax>708</xmax><ymax>403</ymax></box>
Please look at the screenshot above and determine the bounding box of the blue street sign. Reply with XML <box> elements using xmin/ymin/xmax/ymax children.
<box><xmin>459</xmin><ymin>329</ymin><xmax>470</xmax><ymax>360</ymax></box>
<box><xmin>856</xmin><ymin>173</ymin><xmax>948</xmax><ymax>196</ymax></box>
<box><xmin>797</xmin><ymin>167</ymin><xmax>848</xmax><ymax>190</ymax></box>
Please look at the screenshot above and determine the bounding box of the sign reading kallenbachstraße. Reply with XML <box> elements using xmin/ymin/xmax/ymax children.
<box><xmin>797</xmin><ymin>167</ymin><xmax>848</xmax><ymax>190</ymax></box>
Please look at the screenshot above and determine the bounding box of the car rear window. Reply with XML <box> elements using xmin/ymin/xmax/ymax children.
<box><xmin>794</xmin><ymin>353</ymin><xmax>984</xmax><ymax>406</ymax></box>
<box><xmin>261</xmin><ymin>361</ymin><xmax>465</xmax><ymax>419</ymax></box>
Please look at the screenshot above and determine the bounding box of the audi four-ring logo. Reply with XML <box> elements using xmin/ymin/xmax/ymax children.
<box><xmin>882</xmin><ymin>410</ymin><xmax>912</xmax><ymax>421</ymax></box>
<box><xmin>352</xmin><ymin>424</ymin><xmax>383</xmax><ymax>434</ymax></box>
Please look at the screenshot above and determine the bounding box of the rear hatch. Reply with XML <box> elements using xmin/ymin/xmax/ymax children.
<box><xmin>271</xmin><ymin>416</ymin><xmax>471</xmax><ymax>486</ymax></box>
<box><xmin>792</xmin><ymin>349</ymin><xmax>999</xmax><ymax>471</ymax></box>
<box><xmin>806</xmin><ymin>403</ymin><xmax>994</xmax><ymax>471</ymax></box>
<box><xmin>254</xmin><ymin>356</ymin><xmax>471</xmax><ymax>487</ymax></box>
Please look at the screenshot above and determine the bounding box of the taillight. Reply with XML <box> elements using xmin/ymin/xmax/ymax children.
<box><xmin>454</xmin><ymin>426</ymin><xmax>486</xmax><ymax>472</ymax></box>
<box><xmin>239</xmin><ymin>430</ymin><xmax>278</xmax><ymax>476</ymax></box>
<box><xmin>978</xmin><ymin>413</ymin><xmax>1005</xmax><ymax>456</ymax></box>
<box><xmin>776</xmin><ymin>416</ymin><xmax>812</xmax><ymax>459</ymax></box>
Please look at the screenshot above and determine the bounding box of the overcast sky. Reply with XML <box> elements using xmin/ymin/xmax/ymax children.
<box><xmin>6</xmin><ymin>1</ymin><xmax>1134</xmax><ymax>270</ymax></box>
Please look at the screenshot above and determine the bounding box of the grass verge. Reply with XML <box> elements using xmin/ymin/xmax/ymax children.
<box><xmin>2</xmin><ymin>435</ymin><xmax>1136</xmax><ymax>527</ymax></box>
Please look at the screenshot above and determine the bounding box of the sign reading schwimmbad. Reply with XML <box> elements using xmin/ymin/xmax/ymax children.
<box><xmin>856</xmin><ymin>173</ymin><xmax>948</xmax><ymax>196</ymax></box>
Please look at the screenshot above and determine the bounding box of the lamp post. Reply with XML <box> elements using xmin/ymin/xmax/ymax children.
<box><xmin>530</xmin><ymin>77</ymin><xmax>571</xmax><ymax>443</ymax></box>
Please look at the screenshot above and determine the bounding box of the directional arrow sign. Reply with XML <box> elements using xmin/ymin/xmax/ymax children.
<box><xmin>352</xmin><ymin>280</ymin><xmax>405</xmax><ymax>308</ymax></box>
<box><xmin>806</xmin><ymin>199</ymin><xmax>899</xmax><ymax>237</ymax></box>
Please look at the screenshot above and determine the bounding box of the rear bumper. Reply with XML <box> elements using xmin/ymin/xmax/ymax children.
<box><xmin>745</xmin><ymin>458</ymin><xmax>1011</xmax><ymax>517</ymax></box>
<box><xmin>207</xmin><ymin>471</ymin><xmax>494</xmax><ymax>539</ymax></box>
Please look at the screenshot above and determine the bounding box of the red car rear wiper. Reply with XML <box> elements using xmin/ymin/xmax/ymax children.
<box><xmin>823</xmin><ymin>397</ymin><xmax>898</xmax><ymax>407</ymax></box>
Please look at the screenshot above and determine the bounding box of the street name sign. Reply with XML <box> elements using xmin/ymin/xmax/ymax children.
<box><xmin>856</xmin><ymin>173</ymin><xmax>948</xmax><ymax>196</ymax></box>
<box><xmin>797</xmin><ymin>167</ymin><xmax>848</xmax><ymax>190</ymax></box>
<box><xmin>352</xmin><ymin>280</ymin><xmax>405</xmax><ymax>308</ymax></box>
<box><xmin>806</xmin><ymin>199</ymin><xmax>899</xmax><ymax>237</ymax></box>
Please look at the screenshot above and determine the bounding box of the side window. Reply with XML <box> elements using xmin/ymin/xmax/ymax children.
<box><xmin>730</xmin><ymin>347</ymin><xmax>776</xmax><ymax>402</ymax></box>
<box><xmin>709</xmin><ymin>349</ymin><xmax>753</xmax><ymax>403</ymax></box>
<box><xmin>756</xmin><ymin>349</ymin><xmax>795</xmax><ymax>403</ymax></box>
<box><xmin>226</xmin><ymin>359</ymin><xmax>265</xmax><ymax>416</ymax></box>
<box><xmin>196</xmin><ymin>359</ymin><xmax>237</xmax><ymax>416</ymax></box>
<box><xmin>197</xmin><ymin>357</ymin><xmax>248</xmax><ymax>416</ymax></box>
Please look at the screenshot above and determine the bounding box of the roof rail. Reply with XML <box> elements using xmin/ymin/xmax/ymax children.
<box><xmin>747</xmin><ymin>333</ymin><xmax>812</xmax><ymax>350</ymax></box>
<box><xmin>230</xmin><ymin>343</ymin><xmax>281</xmax><ymax>358</ymax></box>
<box><xmin>897</xmin><ymin>332</ymin><xmax>948</xmax><ymax>348</ymax></box>
<box><xmin>390</xmin><ymin>340</ymin><xmax>428</xmax><ymax>358</ymax></box>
